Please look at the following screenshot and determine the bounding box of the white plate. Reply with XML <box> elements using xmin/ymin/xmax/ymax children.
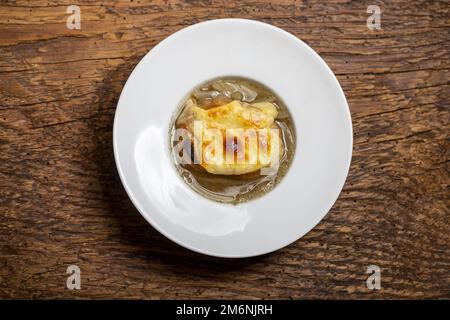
<box><xmin>113</xmin><ymin>19</ymin><xmax>352</xmax><ymax>258</ymax></box>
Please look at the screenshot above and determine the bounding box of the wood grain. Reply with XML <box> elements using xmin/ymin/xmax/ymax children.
<box><xmin>0</xmin><ymin>0</ymin><xmax>449</xmax><ymax>299</ymax></box>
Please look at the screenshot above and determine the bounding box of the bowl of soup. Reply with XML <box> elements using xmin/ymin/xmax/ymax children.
<box><xmin>170</xmin><ymin>76</ymin><xmax>296</xmax><ymax>204</ymax></box>
<box><xmin>113</xmin><ymin>19</ymin><xmax>352</xmax><ymax>257</ymax></box>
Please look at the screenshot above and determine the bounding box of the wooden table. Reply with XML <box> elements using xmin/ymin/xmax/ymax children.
<box><xmin>0</xmin><ymin>0</ymin><xmax>449</xmax><ymax>299</ymax></box>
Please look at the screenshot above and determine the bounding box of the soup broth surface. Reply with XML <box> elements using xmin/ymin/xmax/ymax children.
<box><xmin>170</xmin><ymin>77</ymin><xmax>296</xmax><ymax>204</ymax></box>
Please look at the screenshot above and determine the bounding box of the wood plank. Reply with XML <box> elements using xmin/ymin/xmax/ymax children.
<box><xmin>0</xmin><ymin>0</ymin><xmax>448</xmax><ymax>299</ymax></box>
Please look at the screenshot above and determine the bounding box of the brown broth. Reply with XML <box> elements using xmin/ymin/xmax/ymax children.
<box><xmin>170</xmin><ymin>77</ymin><xmax>296</xmax><ymax>204</ymax></box>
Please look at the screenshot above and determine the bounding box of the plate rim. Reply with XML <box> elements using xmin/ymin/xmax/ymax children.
<box><xmin>113</xmin><ymin>18</ymin><xmax>353</xmax><ymax>258</ymax></box>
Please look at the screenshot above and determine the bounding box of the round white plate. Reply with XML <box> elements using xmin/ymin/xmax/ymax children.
<box><xmin>113</xmin><ymin>19</ymin><xmax>352</xmax><ymax>258</ymax></box>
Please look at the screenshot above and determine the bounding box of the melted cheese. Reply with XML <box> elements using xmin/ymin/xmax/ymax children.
<box><xmin>177</xmin><ymin>99</ymin><xmax>282</xmax><ymax>175</ymax></box>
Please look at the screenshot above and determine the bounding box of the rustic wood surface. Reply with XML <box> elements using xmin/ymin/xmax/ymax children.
<box><xmin>0</xmin><ymin>0</ymin><xmax>449</xmax><ymax>299</ymax></box>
